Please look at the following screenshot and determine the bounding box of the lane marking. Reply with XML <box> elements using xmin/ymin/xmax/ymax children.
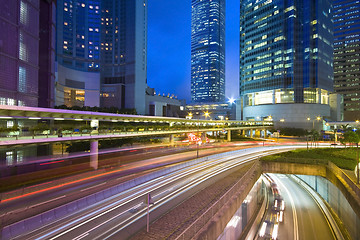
<box><xmin>80</xmin><ymin>182</ymin><xmax>106</xmax><ymax>192</ymax></box>
<box><xmin>72</xmin><ymin>232</ymin><xmax>89</xmax><ymax>240</ymax></box>
<box><xmin>272</xmin><ymin>174</ymin><xmax>299</xmax><ymax>240</ymax></box>
<box><xmin>30</xmin><ymin>195</ymin><xmax>67</xmax><ymax>208</ymax></box>
<box><xmin>27</xmin><ymin>147</ymin><xmax>301</xmax><ymax>239</ymax></box>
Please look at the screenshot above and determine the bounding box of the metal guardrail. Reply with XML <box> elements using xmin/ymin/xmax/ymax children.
<box><xmin>290</xmin><ymin>175</ymin><xmax>345</xmax><ymax>240</ymax></box>
<box><xmin>175</xmin><ymin>161</ymin><xmax>261</xmax><ymax>240</ymax></box>
<box><xmin>0</xmin><ymin>126</ymin><xmax>272</xmax><ymax>146</ymax></box>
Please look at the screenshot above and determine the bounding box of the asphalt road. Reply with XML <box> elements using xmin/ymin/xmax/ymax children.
<box><xmin>270</xmin><ymin>174</ymin><xmax>335</xmax><ymax>240</ymax></box>
<box><xmin>5</xmin><ymin>146</ymin><xmax>301</xmax><ymax>239</ymax></box>
<box><xmin>13</xmin><ymin>146</ymin><xmax>271</xmax><ymax>239</ymax></box>
<box><xmin>0</xmin><ymin>143</ymin><xmax>260</xmax><ymax>226</ymax></box>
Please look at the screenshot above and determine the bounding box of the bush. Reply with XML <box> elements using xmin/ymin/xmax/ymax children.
<box><xmin>261</xmin><ymin>148</ymin><xmax>357</xmax><ymax>170</ymax></box>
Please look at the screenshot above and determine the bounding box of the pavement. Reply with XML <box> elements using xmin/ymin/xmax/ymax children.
<box><xmin>128</xmin><ymin>164</ymin><xmax>253</xmax><ymax>240</ymax></box>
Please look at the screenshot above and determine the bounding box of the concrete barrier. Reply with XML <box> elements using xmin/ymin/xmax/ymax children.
<box><xmin>176</xmin><ymin>162</ymin><xmax>262</xmax><ymax>240</ymax></box>
<box><xmin>2</xmin><ymin>148</ymin><xmax>261</xmax><ymax>239</ymax></box>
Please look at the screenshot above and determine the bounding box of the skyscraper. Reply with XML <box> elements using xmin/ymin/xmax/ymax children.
<box><xmin>56</xmin><ymin>0</ymin><xmax>147</xmax><ymax>114</ymax></box>
<box><xmin>333</xmin><ymin>0</ymin><xmax>360</xmax><ymax>121</ymax></box>
<box><xmin>0</xmin><ymin>0</ymin><xmax>56</xmax><ymax>108</ymax></box>
<box><xmin>191</xmin><ymin>0</ymin><xmax>225</xmax><ymax>103</ymax></box>
<box><xmin>56</xmin><ymin>0</ymin><xmax>101</xmax><ymax>107</ymax></box>
<box><xmin>239</xmin><ymin>0</ymin><xmax>334</xmax><ymax>128</ymax></box>
<box><xmin>100</xmin><ymin>0</ymin><xmax>148</xmax><ymax>115</ymax></box>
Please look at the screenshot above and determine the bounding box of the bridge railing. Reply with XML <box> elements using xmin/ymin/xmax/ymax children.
<box><xmin>175</xmin><ymin>160</ymin><xmax>262</xmax><ymax>240</ymax></box>
<box><xmin>0</xmin><ymin>124</ymin><xmax>273</xmax><ymax>142</ymax></box>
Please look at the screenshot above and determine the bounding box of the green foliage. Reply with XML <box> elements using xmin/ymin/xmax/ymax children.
<box><xmin>31</xmin><ymin>123</ymin><xmax>50</xmax><ymax>132</ymax></box>
<box><xmin>261</xmin><ymin>148</ymin><xmax>357</xmax><ymax>170</ymax></box>
<box><xmin>278</xmin><ymin>127</ymin><xmax>308</xmax><ymax>137</ymax></box>
<box><xmin>55</xmin><ymin>105</ymin><xmax>137</xmax><ymax>115</ymax></box>
<box><xmin>79</xmin><ymin>125</ymin><xmax>92</xmax><ymax>132</ymax></box>
<box><xmin>0</xmin><ymin>124</ymin><xmax>20</xmax><ymax>133</ymax></box>
<box><xmin>340</xmin><ymin>130</ymin><xmax>360</xmax><ymax>147</ymax></box>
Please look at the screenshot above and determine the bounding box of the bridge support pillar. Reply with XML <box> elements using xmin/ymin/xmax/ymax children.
<box><xmin>335</xmin><ymin>132</ymin><xmax>337</xmax><ymax>143</ymax></box>
<box><xmin>227</xmin><ymin>130</ymin><xmax>231</xmax><ymax>141</ymax></box>
<box><xmin>90</xmin><ymin>140</ymin><xmax>98</xmax><ymax>170</ymax></box>
<box><xmin>250</xmin><ymin>129</ymin><xmax>253</xmax><ymax>138</ymax></box>
<box><xmin>169</xmin><ymin>134</ymin><xmax>174</xmax><ymax>145</ymax></box>
<box><xmin>263</xmin><ymin>129</ymin><xmax>267</xmax><ymax>138</ymax></box>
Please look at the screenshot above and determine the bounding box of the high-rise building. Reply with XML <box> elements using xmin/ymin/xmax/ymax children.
<box><xmin>39</xmin><ymin>0</ymin><xmax>56</xmax><ymax>108</ymax></box>
<box><xmin>56</xmin><ymin>0</ymin><xmax>101</xmax><ymax>107</ymax></box>
<box><xmin>191</xmin><ymin>0</ymin><xmax>225</xmax><ymax>103</ymax></box>
<box><xmin>100</xmin><ymin>0</ymin><xmax>147</xmax><ymax>115</ymax></box>
<box><xmin>333</xmin><ymin>0</ymin><xmax>360</xmax><ymax>121</ymax></box>
<box><xmin>239</xmin><ymin>0</ymin><xmax>334</xmax><ymax>128</ymax></box>
<box><xmin>56</xmin><ymin>0</ymin><xmax>147</xmax><ymax>114</ymax></box>
<box><xmin>0</xmin><ymin>0</ymin><xmax>56</xmax><ymax>108</ymax></box>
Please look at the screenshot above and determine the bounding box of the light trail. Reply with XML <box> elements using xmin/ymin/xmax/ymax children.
<box><xmin>272</xmin><ymin>174</ymin><xmax>299</xmax><ymax>240</ymax></box>
<box><xmin>11</xmin><ymin>145</ymin><xmax>305</xmax><ymax>239</ymax></box>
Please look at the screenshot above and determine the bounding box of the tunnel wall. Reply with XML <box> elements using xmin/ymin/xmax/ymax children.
<box><xmin>296</xmin><ymin>174</ymin><xmax>360</xmax><ymax>240</ymax></box>
<box><xmin>262</xmin><ymin>161</ymin><xmax>360</xmax><ymax>240</ymax></box>
<box><xmin>196</xmin><ymin>161</ymin><xmax>360</xmax><ymax>240</ymax></box>
<box><xmin>191</xmin><ymin>162</ymin><xmax>262</xmax><ymax>240</ymax></box>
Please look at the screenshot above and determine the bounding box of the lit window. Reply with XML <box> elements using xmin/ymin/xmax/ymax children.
<box><xmin>20</xmin><ymin>1</ymin><xmax>28</xmax><ymax>25</ymax></box>
<box><xmin>18</xmin><ymin>66</ymin><xmax>26</xmax><ymax>93</ymax></box>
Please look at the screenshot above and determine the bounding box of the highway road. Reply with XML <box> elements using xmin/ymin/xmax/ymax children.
<box><xmin>256</xmin><ymin>174</ymin><xmax>336</xmax><ymax>240</ymax></box>
<box><xmin>0</xmin><ymin>143</ymin><xmax>263</xmax><ymax>226</ymax></box>
<box><xmin>5</xmin><ymin>146</ymin><xmax>303</xmax><ymax>240</ymax></box>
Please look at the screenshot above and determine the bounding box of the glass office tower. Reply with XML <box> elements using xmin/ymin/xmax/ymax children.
<box><xmin>100</xmin><ymin>0</ymin><xmax>147</xmax><ymax>115</ymax></box>
<box><xmin>239</xmin><ymin>0</ymin><xmax>334</xmax><ymax>127</ymax></box>
<box><xmin>56</xmin><ymin>0</ymin><xmax>101</xmax><ymax>107</ymax></box>
<box><xmin>56</xmin><ymin>0</ymin><xmax>147</xmax><ymax>113</ymax></box>
<box><xmin>333</xmin><ymin>0</ymin><xmax>360</xmax><ymax>121</ymax></box>
<box><xmin>191</xmin><ymin>0</ymin><xmax>225</xmax><ymax>103</ymax></box>
<box><xmin>0</xmin><ymin>0</ymin><xmax>55</xmax><ymax>107</ymax></box>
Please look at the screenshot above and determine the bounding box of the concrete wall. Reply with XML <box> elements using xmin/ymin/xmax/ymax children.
<box><xmin>261</xmin><ymin>161</ymin><xmax>360</xmax><ymax>240</ymax></box>
<box><xmin>192</xmin><ymin>161</ymin><xmax>360</xmax><ymax>240</ymax></box>
<box><xmin>296</xmin><ymin>174</ymin><xmax>360</xmax><ymax>239</ymax></box>
<box><xmin>217</xmin><ymin>178</ymin><xmax>264</xmax><ymax>240</ymax></box>
<box><xmin>55</xmin><ymin>64</ymin><xmax>100</xmax><ymax>107</ymax></box>
<box><xmin>193</xmin><ymin>162</ymin><xmax>262</xmax><ymax>239</ymax></box>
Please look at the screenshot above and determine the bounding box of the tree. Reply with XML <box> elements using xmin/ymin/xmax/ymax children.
<box><xmin>309</xmin><ymin>129</ymin><xmax>320</xmax><ymax>148</ymax></box>
<box><xmin>340</xmin><ymin>130</ymin><xmax>359</xmax><ymax>147</ymax></box>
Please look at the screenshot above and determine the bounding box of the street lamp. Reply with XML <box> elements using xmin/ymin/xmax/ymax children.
<box><xmin>307</xmin><ymin>116</ymin><xmax>321</xmax><ymax>129</ymax></box>
<box><xmin>196</xmin><ymin>111</ymin><xmax>210</xmax><ymax>158</ymax></box>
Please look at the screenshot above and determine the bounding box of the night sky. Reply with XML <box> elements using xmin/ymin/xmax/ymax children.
<box><xmin>147</xmin><ymin>0</ymin><xmax>240</xmax><ymax>103</ymax></box>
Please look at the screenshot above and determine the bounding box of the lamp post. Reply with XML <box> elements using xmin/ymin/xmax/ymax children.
<box><xmin>195</xmin><ymin>111</ymin><xmax>210</xmax><ymax>158</ymax></box>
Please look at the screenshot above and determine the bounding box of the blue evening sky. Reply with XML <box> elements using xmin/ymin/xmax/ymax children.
<box><xmin>147</xmin><ymin>0</ymin><xmax>240</xmax><ymax>103</ymax></box>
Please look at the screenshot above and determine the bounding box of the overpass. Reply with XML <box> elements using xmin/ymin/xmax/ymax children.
<box><xmin>0</xmin><ymin>105</ymin><xmax>273</xmax><ymax>168</ymax></box>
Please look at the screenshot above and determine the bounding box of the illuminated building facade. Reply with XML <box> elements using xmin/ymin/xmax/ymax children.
<box><xmin>191</xmin><ymin>0</ymin><xmax>225</xmax><ymax>103</ymax></box>
<box><xmin>239</xmin><ymin>0</ymin><xmax>335</xmax><ymax>128</ymax></box>
<box><xmin>333</xmin><ymin>0</ymin><xmax>360</xmax><ymax>121</ymax></box>
<box><xmin>100</xmin><ymin>0</ymin><xmax>147</xmax><ymax>115</ymax></box>
<box><xmin>56</xmin><ymin>0</ymin><xmax>101</xmax><ymax>107</ymax></box>
<box><xmin>56</xmin><ymin>0</ymin><xmax>147</xmax><ymax>114</ymax></box>
<box><xmin>0</xmin><ymin>0</ymin><xmax>56</xmax><ymax>108</ymax></box>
